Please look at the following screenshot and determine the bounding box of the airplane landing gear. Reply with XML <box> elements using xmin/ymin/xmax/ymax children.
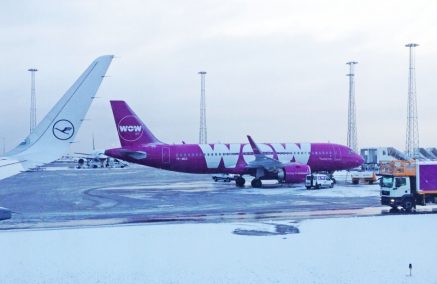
<box><xmin>251</xmin><ymin>178</ymin><xmax>262</xmax><ymax>188</ymax></box>
<box><xmin>235</xmin><ymin>176</ymin><xmax>246</xmax><ymax>187</ymax></box>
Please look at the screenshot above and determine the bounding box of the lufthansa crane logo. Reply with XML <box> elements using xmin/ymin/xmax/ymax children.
<box><xmin>52</xmin><ymin>119</ymin><xmax>75</xmax><ymax>140</ymax></box>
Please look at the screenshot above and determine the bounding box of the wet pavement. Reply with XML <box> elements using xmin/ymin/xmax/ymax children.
<box><xmin>0</xmin><ymin>166</ymin><xmax>383</xmax><ymax>229</ymax></box>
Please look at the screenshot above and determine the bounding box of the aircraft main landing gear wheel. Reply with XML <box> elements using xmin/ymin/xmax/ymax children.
<box><xmin>251</xmin><ymin>178</ymin><xmax>262</xmax><ymax>188</ymax></box>
<box><xmin>235</xmin><ymin>176</ymin><xmax>246</xmax><ymax>187</ymax></box>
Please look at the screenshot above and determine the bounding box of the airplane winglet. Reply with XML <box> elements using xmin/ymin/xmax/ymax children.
<box><xmin>247</xmin><ymin>135</ymin><xmax>263</xmax><ymax>155</ymax></box>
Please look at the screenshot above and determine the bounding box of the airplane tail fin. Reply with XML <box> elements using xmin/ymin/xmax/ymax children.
<box><xmin>6</xmin><ymin>55</ymin><xmax>113</xmax><ymax>166</ymax></box>
<box><xmin>110</xmin><ymin>100</ymin><xmax>162</xmax><ymax>147</ymax></box>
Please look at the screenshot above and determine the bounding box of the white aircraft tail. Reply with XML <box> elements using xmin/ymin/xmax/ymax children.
<box><xmin>6</xmin><ymin>55</ymin><xmax>114</xmax><ymax>169</ymax></box>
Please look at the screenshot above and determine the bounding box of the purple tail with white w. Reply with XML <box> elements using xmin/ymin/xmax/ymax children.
<box><xmin>110</xmin><ymin>100</ymin><xmax>162</xmax><ymax>147</ymax></box>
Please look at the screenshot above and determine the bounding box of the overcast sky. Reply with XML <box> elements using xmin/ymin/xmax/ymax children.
<box><xmin>0</xmin><ymin>0</ymin><xmax>436</xmax><ymax>152</ymax></box>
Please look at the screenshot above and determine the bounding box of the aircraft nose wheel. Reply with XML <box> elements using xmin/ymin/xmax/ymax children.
<box><xmin>235</xmin><ymin>176</ymin><xmax>246</xmax><ymax>187</ymax></box>
<box><xmin>251</xmin><ymin>178</ymin><xmax>262</xmax><ymax>188</ymax></box>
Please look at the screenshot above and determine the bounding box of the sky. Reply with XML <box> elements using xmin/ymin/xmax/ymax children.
<box><xmin>0</xmin><ymin>0</ymin><xmax>436</xmax><ymax>153</ymax></box>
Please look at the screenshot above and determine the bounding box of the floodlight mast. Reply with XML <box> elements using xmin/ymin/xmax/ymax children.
<box><xmin>405</xmin><ymin>43</ymin><xmax>419</xmax><ymax>159</ymax></box>
<box><xmin>28</xmin><ymin>68</ymin><xmax>38</xmax><ymax>134</ymax></box>
<box><xmin>198</xmin><ymin>71</ymin><xmax>207</xmax><ymax>144</ymax></box>
<box><xmin>346</xmin><ymin>61</ymin><xmax>358</xmax><ymax>153</ymax></box>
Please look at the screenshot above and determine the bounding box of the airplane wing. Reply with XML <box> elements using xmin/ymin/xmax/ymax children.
<box><xmin>75</xmin><ymin>152</ymin><xmax>94</xmax><ymax>156</ymax></box>
<box><xmin>0</xmin><ymin>55</ymin><xmax>113</xmax><ymax>181</ymax></box>
<box><xmin>74</xmin><ymin>151</ymin><xmax>107</xmax><ymax>159</ymax></box>
<box><xmin>0</xmin><ymin>158</ymin><xmax>26</xmax><ymax>180</ymax></box>
<box><xmin>245</xmin><ymin>135</ymin><xmax>284</xmax><ymax>176</ymax></box>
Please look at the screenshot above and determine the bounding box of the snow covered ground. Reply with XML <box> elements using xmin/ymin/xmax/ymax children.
<box><xmin>1</xmin><ymin>214</ymin><xmax>436</xmax><ymax>284</ymax></box>
<box><xmin>0</xmin><ymin>168</ymin><xmax>382</xmax><ymax>229</ymax></box>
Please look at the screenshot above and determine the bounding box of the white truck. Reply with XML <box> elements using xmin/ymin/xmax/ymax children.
<box><xmin>380</xmin><ymin>161</ymin><xmax>437</xmax><ymax>211</ymax></box>
<box><xmin>305</xmin><ymin>174</ymin><xmax>334</xmax><ymax>189</ymax></box>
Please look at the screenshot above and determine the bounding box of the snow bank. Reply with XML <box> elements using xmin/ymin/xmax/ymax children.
<box><xmin>0</xmin><ymin>214</ymin><xmax>435</xmax><ymax>283</ymax></box>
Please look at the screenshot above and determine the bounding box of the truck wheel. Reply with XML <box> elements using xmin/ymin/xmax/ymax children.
<box><xmin>330</xmin><ymin>183</ymin><xmax>334</xmax><ymax>188</ymax></box>
<box><xmin>403</xmin><ymin>199</ymin><xmax>414</xmax><ymax>212</ymax></box>
<box><xmin>331</xmin><ymin>178</ymin><xmax>336</xmax><ymax>184</ymax></box>
<box><xmin>306</xmin><ymin>186</ymin><xmax>311</xmax><ymax>190</ymax></box>
<box><xmin>352</xmin><ymin>179</ymin><xmax>359</xmax><ymax>185</ymax></box>
<box><xmin>389</xmin><ymin>206</ymin><xmax>399</xmax><ymax>213</ymax></box>
<box><xmin>315</xmin><ymin>184</ymin><xmax>320</xmax><ymax>189</ymax></box>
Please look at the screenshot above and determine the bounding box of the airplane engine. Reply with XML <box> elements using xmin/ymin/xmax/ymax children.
<box><xmin>77</xmin><ymin>158</ymin><xmax>85</xmax><ymax>169</ymax></box>
<box><xmin>277</xmin><ymin>163</ymin><xmax>311</xmax><ymax>183</ymax></box>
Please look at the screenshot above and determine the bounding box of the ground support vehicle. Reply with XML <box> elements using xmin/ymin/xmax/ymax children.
<box><xmin>351</xmin><ymin>171</ymin><xmax>377</xmax><ymax>184</ymax></box>
<box><xmin>305</xmin><ymin>174</ymin><xmax>334</xmax><ymax>189</ymax></box>
<box><xmin>380</xmin><ymin>161</ymin><xmax>437</xmax><ymax>211</ymax></box>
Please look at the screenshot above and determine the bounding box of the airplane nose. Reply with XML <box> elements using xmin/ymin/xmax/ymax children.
<box><xmin>356</xmin><ymin>154</ymin><xmax>364</xmax><ymax>166</ymax></box>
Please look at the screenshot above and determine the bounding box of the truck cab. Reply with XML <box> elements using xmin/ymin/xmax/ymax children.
<box><xmin>380</xmin><ymin>175</ymin><xmax>416</xmax><ymax>211</ymax></box>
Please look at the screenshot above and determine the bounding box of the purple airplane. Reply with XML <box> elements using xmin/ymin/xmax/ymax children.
<box><xmin>105</xmin><ymin>101</ymin><xmax>364</xmax><ymax>188</ymax></box>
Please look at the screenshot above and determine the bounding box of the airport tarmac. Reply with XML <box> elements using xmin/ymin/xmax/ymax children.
<box><xmin>0</xmin><ymin>166</ymin><xmax>385</xmax><ymax>229</ymax></box>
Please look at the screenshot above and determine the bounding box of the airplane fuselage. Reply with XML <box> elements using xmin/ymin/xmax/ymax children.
<box><xmin>105</xmin><ymin>142</ymin><xmax>362</xmax><ymax>175</ymax></box>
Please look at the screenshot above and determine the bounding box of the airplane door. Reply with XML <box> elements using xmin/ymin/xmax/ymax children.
<box><xmin>162</xmin><ymin>147</ymin><xmax>170</xmax><ymax>164</ymax></box>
